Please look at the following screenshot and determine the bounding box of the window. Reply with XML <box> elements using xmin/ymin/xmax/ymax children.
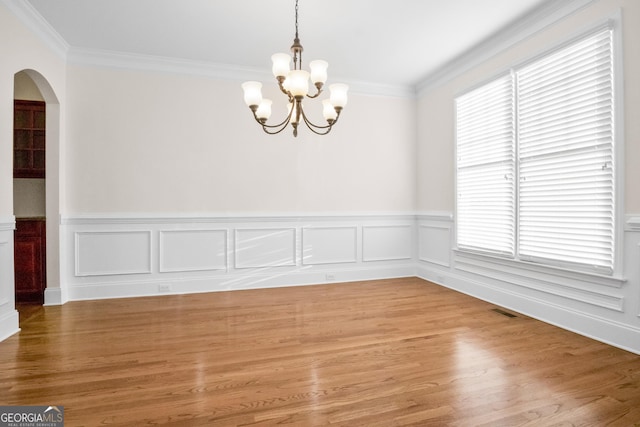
<box><xmin>455</xmin><ymin>26</ymin><xmax>615</xmax><ymax>274</ymax></box>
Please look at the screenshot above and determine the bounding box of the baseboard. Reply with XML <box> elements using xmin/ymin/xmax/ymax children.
<box><xmin>417</xmin><ymin>264</ymin><xmax>640</xmax><ymax>355</ymax></box>
<box><xmin>44</xmin><ymin>287</ymin><xmax>65</xmax><ymax>306</ymax></box>
<box><xmin>0</xmin><ymin>309</ymin><xmax>20</xmax><ymax>342</ymax></box>
<box><xmin>65</xmin><ymin>264</ymin><xmax>416</xmax><ymax>301</ymax></box>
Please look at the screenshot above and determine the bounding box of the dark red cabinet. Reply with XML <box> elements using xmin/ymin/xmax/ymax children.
<box><xmin>14</xmin><ymin>219</ymin><xmax>46</xmax><ymax>304</ymax></box>
<box><xmin>14</xmin><ymin>100</ymin><xmax>46</xmax><ymax>179</ymax></box>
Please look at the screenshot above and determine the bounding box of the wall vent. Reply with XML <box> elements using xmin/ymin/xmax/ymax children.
<box><xmin>491</xmin><ymin>308</ymin><xmax>517</xmax><ymax>318</ymax></box>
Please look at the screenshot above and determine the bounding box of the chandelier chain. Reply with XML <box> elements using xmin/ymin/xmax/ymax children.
<box><xmin>294</xmin><ymin>0</ymin><xmax>299</xmax><ymax>41</ymax></box>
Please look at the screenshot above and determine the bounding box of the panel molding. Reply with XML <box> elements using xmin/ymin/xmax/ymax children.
<box><xmin>418</xmin><ymin>223</ymin><xmax>452</xmax><ymax>267</ymax></box>
<box><xmin>75</xmin><ymin>230</ymin><xmax>152</xmax><ymax>276</ymax></box>
<box><xmin>0</xmin><ymin>227</ymin><xmax>19</xmax><ymax>342</ymax></box>
<box><xmin>302</xmin><ymin>226</ymin><xmax>358</xmax><ymax>265</ymax></box>
<box><xmin>234</xmin><ymin>228</ymin><xmax>297</xmax><ymax>269</ymax></box>
<box><xmin>362</xmin><ymin>225</ymin><xmax>413</xmax><ymax>262</ymax></box>
<box><xmin>159</xmin><ymin>229</ymin><xmax>227</xmax><ymax>273</ymax></box>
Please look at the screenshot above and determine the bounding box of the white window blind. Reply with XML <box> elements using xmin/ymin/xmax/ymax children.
<box><xmin>456</xmin><ymin>75</ymin><xmax>515</xmax><ymax>256</ymax></box>
<box><xmin>517</xmin><ymin>28</ymin><xmax>614</xmax><ymax>272</ymax></box>
<box><xmin>455</xmin><ymin>26</ymin><xmax>616</xmax><ymax>274</ymax></box>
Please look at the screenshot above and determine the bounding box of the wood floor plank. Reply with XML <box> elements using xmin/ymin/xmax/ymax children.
<box><xmin>1</xmin><ymin>278</ymin><xmax>639</xmax><ymax>426</ymax></box>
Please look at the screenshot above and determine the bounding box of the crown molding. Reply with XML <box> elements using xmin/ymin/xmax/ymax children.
<box><xmin>1</xmin><ymin>0</ymin><xmax>69</xmax><ymax>58</ymax></box>
<box><xmin>415</xmin><ymin>0</ymin><xmax>598</xmax><ymax>95</ymax></box>
<box><xmin>1</xmin><ymin>0</ymin><xmax>412</xmax><ymax>98</ymax></box>
<box><xmin>66</xmin><ymin>47</ymin><xmax>415</xmax><ymax>98</ymax></box>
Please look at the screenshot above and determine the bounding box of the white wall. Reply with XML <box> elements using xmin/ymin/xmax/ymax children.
<box><xmin>53</xmin><ymin>62</ymin><xmax>418</xmax><ymax>305</ymax></box>
<box><xmin>0</xmin><ymin>2</ymin><xmax>66</xmax><ymax>340</ymax></box>
<box><xmin>65</xmin><ymin>65</ymin><xmax>416</xmax><ymax>215</ymax></box>
<box><xmin>416</xmin><ymin>0</ymin><xmax>640</xmax><ymax>354</ymax></box>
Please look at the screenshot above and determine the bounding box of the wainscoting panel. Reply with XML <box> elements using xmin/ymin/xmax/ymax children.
<box><xmin>49</xmin><ymin>212</ymin><xmax>640</xmax><ymax>354</ymax></box>
<box><xmin>59</xmin><ymin>214</ymin><xmax>416</xmax><ymax>304</ymax></box>
<box><xmin>416</xmin><ymin>212</ymin><xmax>640</xmax><ymax>355</ymax></box>
<box><xmin>302</xmin><ymin>226</ymin><xmax>357</xmax><ymax>265</ymax></box>
<box><xmin>362</xmin><ymin>225</ymin><xmax>413</xmax><ymax>262</ymax></box>
<box><xmin>160</xmin><ymin>229</ymin><xmax>227</xmax><ymax>273</ymax></box>
<box><xmin>75</xmin><ymin>231</ymin><xmax>152</xmax><ymax>276</ymax></box>
<box><xmin>0</xmin><ymin>221</ymin><xmax>20</xmax><ymax>342</ymax></box>
<box><xmin>418</xmin><ymin>222</ymin><xmax>452</xmax><ymax>267</ymax></box>
<box><xmin>234</xmin><ymin>228</ymin><xmax>296</xmax><ymax>269</ymax></box>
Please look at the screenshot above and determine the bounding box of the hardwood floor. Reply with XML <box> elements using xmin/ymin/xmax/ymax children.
<box><xmin>1</xmin><ymin>278</ymin><xmax>639</xmax><ymax>426</ymax></box>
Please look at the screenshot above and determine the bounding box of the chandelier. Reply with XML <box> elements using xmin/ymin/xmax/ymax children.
<box><xmin>241</xmin><ymin>0</ymin><xmax>348</xmax><ymax>137</ymax></box>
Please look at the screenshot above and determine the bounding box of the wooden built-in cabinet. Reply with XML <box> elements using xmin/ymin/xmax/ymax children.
<box><xmin>14</xmin><ymin>219</ymin><xmax>46</xmax><ymax>304</ymax></box>
<box><xmin>14</xmin><ymin>100</ymin><xmax>46</xmax><ymax>179</ymax></box>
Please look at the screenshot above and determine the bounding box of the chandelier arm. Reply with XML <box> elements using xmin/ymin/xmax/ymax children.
<box><xmin>251</xmin><ymin>103</ymin><xmax>295</xmax><ymax>130</ymax></box>
<box><xmin>276</xmin><ymin>77</ymin><xmax>294</xmax><ymax>100</ymax></box>
<box><xmin>251</xmin><ymin>110</ymin><xmax>292</xmax><ymax>135</ymax></box>
<box><xmin>298</xmin><ymin>104</ymin><xmax>336</xmax><ymax>136</ymax></box>
<box><xmin>306</xmin><ymin>93</ymin><xmax>320</xmax><ymax>99</ymax></box>
<box><xmin>261</xmin><ymin>120</ymin><xmax>293</xmax><ymax>135</ymax></box>
<box><xmin>305</xmin><ymin>84</ymin><xmax>323</xmax><ymax>99</ymax></box>
<box><xmin>299</xmin><ymin>104</ymin><xmax>342</xmax><ymax>131</ymax></box>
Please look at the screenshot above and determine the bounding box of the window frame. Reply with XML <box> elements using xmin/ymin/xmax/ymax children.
<box><xmin>454</xmin><ymin>13</ymin><xmax>625</xmax><ymax>280</ymax></box>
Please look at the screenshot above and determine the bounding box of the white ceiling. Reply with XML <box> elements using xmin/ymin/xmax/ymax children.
<box><xmin>23</xmin><ymin>0</ymin><xmax>553</xmax><ymax>90</ymax></box>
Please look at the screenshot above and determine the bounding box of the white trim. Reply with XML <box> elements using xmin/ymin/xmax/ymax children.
<box><xmin>158</xmin><ymin>229</ymin><xmax>228</xmax><ymax>273</ymax></box>
<box><xmin>0</xmin><ymin>216</ymin><xmax>15</xmax><ymax>231</ymax></box>
<box><xmin>234</xmin><ymin>227</ymin><xmax>297</xmax><ymax>269</ymax></box>
<box><xmin>417</xmin><ymin>265</ymin><xmax>640</xmax><ymax>355</ymax></box>
<box><xmin>61</xmin><ymin>212</ymin><xmax>417</xmax><ymax>225</ymax></box>
<box><xmin>416</xmin><ymin>0</ymin><xmax>598</xmax><ymax>95</ymax></box>
<box><xmin>65</xmin><ymin>264</ymin><xmax>416</xmax><ymax>302</ymax></box>
<box><xmin>65</xmin><ymin>47</ymin><xmax>414</xmax><ymax>98</ymax></box>
<box><xmin>0</xmin><ymin>309</ymin><xmax>19</xmax><ymax>342</ymax></box>
<box><xmin>453</xmin><ymin>13</ymin><xmax>624</xmax><ymax>277</ymax></box>
<box><xmin>418</xmin><ymin>223</ymin><xmax>452</xmax><ymax>268</ymax></box>
<box><xmin>453</xmin><ymin>249</ymin><xmax>626</xmax><ymax>288</ymax></box>
<box><xmin>626</xmin><ymin>216</ymin><xmax>640</xmax><ymax>232</ymax></box>
<box><xmin>415</xmin><ymin>211</ymin><xmax>454</xmax><ymax>222</ymax></box>
<box><xmin>44</xmin><ymin>287</ymin><xmax>64</xmax><ymax>306</ymax></box>
<box><xmin>454</xmin><ymin>253</ymin><xmax>624</xmax><ymax>312</ymax></box>
<box><xmin>612</xmin><ymin>8</ymin><xmax>626</xmax><ymax>279</ymax></box>
<box><xmin>301</xmin><ymin>226</ymin><xmax>359</xmax><ymax>265</ymax></box>
<box><xmin>362</xmin><ymin>225</ymin><xmax>413</xmax><ymax>262</ymax></box>
<box><xmin>74</xmin><ymin>230</ymin><xmax>153</xmax><ymax>276</ymax></box>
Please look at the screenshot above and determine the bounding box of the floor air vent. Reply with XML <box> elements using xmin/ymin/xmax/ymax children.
<box><xmin>491</xmin><ymin>308</ymin><xmax>517</xmax><ymax>318</ymax></box>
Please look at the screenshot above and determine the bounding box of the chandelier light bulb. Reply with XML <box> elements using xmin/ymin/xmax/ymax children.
<box><xmin>241</xmin><ymin>81</ymin><xmax>263</xmax><ymax>108</ymax></box>
<box><xmin>287</xmin><ymin>70</ymin><xmax>310</xmax><ymax>98</ymax></box>
<box><xmin>329</xmin><ymin>83</ymin><xmax>349</xmax><ymax>109</ymax></box>
<box><xmin>271</xmin><ymin>53</ymin><xmax>291</xmax><ymax>78</ymax></box>
<box><xmin>309</xmin><ymin>60</ymin><xmax>328</xmax><ymax>85</ymax></box>
<box><xmin>256</xmin><ymin>99</ymin><xmax>272</xmax><ymax>121</ymax></box>
<box><xmin>322</xmin><ymin>99</ymin><xmax>338</xmax><ymax>122</ymax></box>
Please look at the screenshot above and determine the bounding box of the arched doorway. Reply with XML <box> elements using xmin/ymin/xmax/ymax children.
<box><xmin>13</xmin><ymin>69</ymin><xmax>61</xmax><ymax>309</ymax></box>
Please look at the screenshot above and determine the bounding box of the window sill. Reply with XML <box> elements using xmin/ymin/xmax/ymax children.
<box><xmin>453</xmin><ymin>248</ymin><xmax>626</xmax><ymax>289</ymax></box>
